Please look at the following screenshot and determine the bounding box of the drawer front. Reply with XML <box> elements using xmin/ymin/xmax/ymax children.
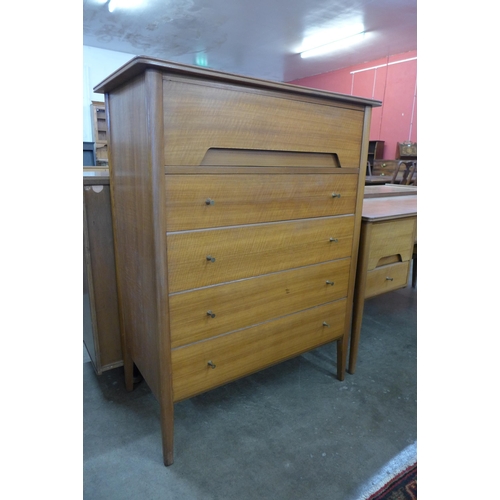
<box><xmin>162</xmin><ymin>79</ymin><xmax>365</xmax><ymax>167</ymax></box>
<box><xmin>169</xmin><ymin>259</ymin><xmax>351</xmax><ymax>348</ymax></box>
<box><xmin>365</xmin><ymin>261</ymin><xmax>410</xmax><ymax>298</ymax></box>
<box><xmin>367</xmin><ymin>218</ymin><xmax>416</xmax><ymax>270</ymax></box>
<box><xmin>165</xmin><ymin>173</ymin><xmax>358</xmax><ymax>231</ymax></box>
<box><xmin>167</xmin><ymin>216</ymin><xmax>355</xmax><ymax>292</ymax></box>
<box><xmin>171</xmin><ymin>299</ymin><xmax>347</xmax><ymax>401</ymax></box>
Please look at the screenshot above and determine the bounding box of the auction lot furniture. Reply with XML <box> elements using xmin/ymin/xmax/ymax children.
<box><xmin>83</xmin><ymin>169</ymin><xmax>123</xmax><ymax>374</ymax></box>
<box><xmin>94</xmin><ymin>56</ymin><xmax>381</xmax><ymax>465</ymax></box>
<box><xmin>348</xmin><ymin>195</ymin><xmax>417</xmax><ymax>373</ymax></box>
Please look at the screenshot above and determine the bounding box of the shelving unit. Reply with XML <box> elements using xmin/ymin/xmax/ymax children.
<box><xmin>366</xmin><ymin>140</ymin><xmax>384</xmax><ymax>175</ymax></box>
<box><xmin>91</xmin><ymin>101</ymin><xmax>108</xmax><ymax>165</ymax></box>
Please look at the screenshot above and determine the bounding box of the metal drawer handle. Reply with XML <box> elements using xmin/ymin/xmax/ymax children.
<box><xmin>331</xmin><ymin>193</ymin><xmax>341</xmax><ymax>198</ymax></box>
<box><xmin>205</xmin><ymin>198</ymin><xmax>215</xmax><ymax>206</ymax></box>
<box><xmin>329</xmin><ymin>238</ymin><xmax>339</xmax><ymax>243</ymax></box>
<box><xmin>386</xmin><ymin>277</ymin><xmax>394</xmax><ymax>281</ymax></box>
<box><xmin>207</xmin><ymin>310</ymin><xmax>216</xmax><ymax>318</ymax></box>
<box><xmin>206</xmin><ymin>255</ymin><xmax>216</xmax><ymax>262</ymax></box>
<box><xmin>323</xmin><ymin>322</ymin><xmax>330</xmax><ymax>327</ymax></box>
<box><xmin>207</xmin><ymin>360</ymin><xmax>216</xmax><ymax>369</ymax></box>
<box><xmin>325</xmin><ymin>281</ymin><xmax>335</xmax><ymax>286</ymax></box>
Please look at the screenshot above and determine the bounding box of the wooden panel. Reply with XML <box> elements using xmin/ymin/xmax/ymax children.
<box><xmin>83</xmin><ymin>183</ymin><xmax>122</xmax><ymax>373</ymax></box>
<box><xmin>167</xmin><ymin>216</ymin><xmax>355</xmax><ymax>292</ymax></box>
<box><xmin>364</xmin><ymin>185</ymin><xmax>417</xmax><ymax>198</ymax></box>
<box><xmin>367</xmin><ymin>218</ymin><xmax>416</xmax><ymax>270</ymax></box>
<box><xmin>162</xmin><ymin>78</ymin><xmax>365</xmax><ymax>167</ymax></box>
<box><xmin>200</xmin><ymin>148</ymin><xmax>340</xmax><ymax>167</ymax></box>
<box><xmin>171</xmin><ymin>299</ymin><xmax>347</xmax><ymax>401</ymax></box>
<box><xmin>365</xmin><ymin>261</ymin><xmax>410</xmax><ymax>298</ymax></box>
<box><xmin>165</xmin><ymin>173</ymin><xmax>358</xmax><ymax>231</ymax></box>
<box><xmin>169</xmin><ymin>258</ymin><xmax>351</xmax><ymax>348</ymax></box>
<box><xmin>362</xmin><ymin>196</ymin><xmax>417</xmax><ymax>222</ymax></box>
<box><xmin>106</xmin><ymin>72</ymin><xmax>169</xmax><ymax>399</ymax></box>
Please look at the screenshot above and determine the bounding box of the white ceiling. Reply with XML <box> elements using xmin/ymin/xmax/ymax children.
<box><xmin>83</xmin><ymin>0</ymin><xmax>417</xmax><ymax>82</ymax></box>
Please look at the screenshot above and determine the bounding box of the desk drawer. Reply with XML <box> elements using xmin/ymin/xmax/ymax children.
<box><xmin>167</xmin><ymin>216</ymin><xmax>354</xmax><ymax>292</ymax></box>
<box><xmin>165</xmin><ymin>174</ymin><xmax>357</xmax><ymax>231</ymax></box>
<box><xmin>171</xmin><ymin>299</ymin><xmax>347</xmax><ymax>401</ymax></box>
<box><xmin>169</xmin><ymin>259</ymin><xmax>351</xmax><ymax>348</ymax></box>
<box><xmin>367</xmin><ymin>218</ymin><xmax>416</xmax><ymax>270</ymax></box>
<box><xmin>365</xmin><ymin>261</ymin><xmax>410</xmax><ymax>298</ymax></box>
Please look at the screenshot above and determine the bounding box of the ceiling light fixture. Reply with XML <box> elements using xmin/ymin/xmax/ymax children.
<box><xmin>300</xmin><ymin>31</ymin><xmax>366</xmax><ymax>59</ymax></box>
<box><xmin>107</xmin><ymin>0</ymin><xmax>145</xmax><ymax>13</ymax></box>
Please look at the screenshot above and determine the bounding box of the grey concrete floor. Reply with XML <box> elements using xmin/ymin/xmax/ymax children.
<box><xmin>84</xmin><ymin>282</ymin><xmax>416</xmax><ymax>500</ymax></box>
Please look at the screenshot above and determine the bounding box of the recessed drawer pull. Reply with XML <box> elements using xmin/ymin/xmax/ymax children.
<box><xmin>386</xmin><ymin>277</ymin><xmax>394</xmax><ymax>281</ymax></box>
<box><xmin>205</xmin><ymin>198</ymin><xmax>215</xmax><ymax>206</ymax></box>
<box><xmin>206</xmin><ymin>310</ymin><xmax>216</xmax><ymax>318</ymax></box>
<box><xmin>207</xmin><ymin>360</ymin><xmax>216</xmax><ymax>369</ymax></box>
<box><xmin>331</xmin><ymin>193</ymin><xmax>341</xmax><ymax>198</ymax></box>
<box><xmin>206</xmin><ymin>255</ymin><xmax>216</xmax><ymax>262</ymax></box>
<box><xmin>322</xmin><ymin>322</ymin><xmax>330</xmax><ymax>327</ymax></box>
<box><xmin>329</xmin><ymin>237</ymin><xmax>339</xmax><ymax>243</ymax></box>
<box><xmin>325</xmin><ymin>280</ymin><xmax>335</xmax><ymax>286</ymax></box>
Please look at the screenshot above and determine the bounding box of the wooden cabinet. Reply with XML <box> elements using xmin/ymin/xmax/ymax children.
<box><xmin>83</xmin><ymin>171</ymin><xmax>122</xmax><ymax>374</ymax></box>
<box><xmin>91</xmin><ymin>101</ymin><xmax>108</xmax><ymax>164</ymax></box>
<box><xmin>94</xmin><ymin>56</ymin><xmax>381</xmax><ymax>465</ymax></box>
<box><xmin>348</xmin><ymin>195</ymin><xmax>417</xmax><ymax>373</ymax></box>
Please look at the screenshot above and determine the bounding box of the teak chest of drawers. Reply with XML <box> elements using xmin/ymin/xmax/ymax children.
<box><xmin>94</xmin><ymin>56</ymin><xmax>381</xmax><ymax>465</ymax></box>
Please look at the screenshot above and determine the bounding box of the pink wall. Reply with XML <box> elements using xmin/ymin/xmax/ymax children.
<box><xmin>289</xmin><ymin>50</ymin><xmax>417</xmax><ymax>160</ymax></box>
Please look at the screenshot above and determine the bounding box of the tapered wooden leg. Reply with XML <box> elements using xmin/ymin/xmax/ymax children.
<box><xmin>336</xmin><ymin>337</ymin><xmax>346</xmax><ymax>381</ymax></box>
<box><xmin>412</xmin><ymin>253</ymin><xmax>417</xmax><ymax>288</ymax></box>
<box><xmin>123</xmin><ymin>348</ymin><xmax>134</xmax><ymax>392</ymax></box>
<box><xmin>160</xmin><ymin>384</ymin><xmax>174</xmax><ymax>466</ymax></box>
<box><xmin>160</xmin><ymin>403</ymin><xmax>174</xmax><ymax>466</ymax></box>
<box><xmin>348</xmin><ymin>291</ymin><xmax>365</xmax><ymax>375</ymax></box>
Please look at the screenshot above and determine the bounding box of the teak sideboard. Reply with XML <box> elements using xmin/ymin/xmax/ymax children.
<box><xmin>94</xmin><ymin>56</ymin><xmax>381</xmax><ymax>466</ymax></box>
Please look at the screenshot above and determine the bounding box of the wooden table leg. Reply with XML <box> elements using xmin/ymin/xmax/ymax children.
<box><xmin>348</xmin><ymin>224</ymin><xmax>370</xmax><ymax>374</ymax></box>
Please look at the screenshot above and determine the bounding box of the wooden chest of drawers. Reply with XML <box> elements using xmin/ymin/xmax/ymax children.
<box><xmin>94</xmin><ymin>56</ymin><xmax>381</xmax><ymax>465</ymax></box>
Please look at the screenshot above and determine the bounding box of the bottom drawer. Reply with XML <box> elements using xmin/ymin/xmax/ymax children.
<box><xmin>365</xmin><ymin>261</ymin><xmax>410</xmax><ymax>298</ymax></box>
<box><xmin>171</xmin><ymin>299</ymin><xmax>347</xmax><ymax>402</ymax></box>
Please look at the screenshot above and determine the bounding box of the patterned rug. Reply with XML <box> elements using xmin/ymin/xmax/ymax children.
<box><xmin>366</xmin><ymin>462</ymin><xmax>417</xmax><ymax>499</ymax></box>
<box><xmin>356</xmin><ymin>442</ymin><xmax>417</xmax><ymax>500</ymax></box>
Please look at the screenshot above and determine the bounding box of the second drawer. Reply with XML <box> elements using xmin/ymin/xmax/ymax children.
<box><xmin>365</xmin><ymin>261</ymin><xmax>410</xmax><ymax>298</ymax></box>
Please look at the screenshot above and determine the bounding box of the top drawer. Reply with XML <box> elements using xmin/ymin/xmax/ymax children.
<box><xmin>165</xmin><ymin>173</ymin><xmax>358</xmax><ymax>231</ymax></box>
<box><xmin>162</xmin><ymin>79</ymin><xmax>365</xmax><ymax>167</ymax></box>
<box><xmin>367</xmin><ymin>217</ymin><xmax>416</xmax><ymax>270</ymax></box>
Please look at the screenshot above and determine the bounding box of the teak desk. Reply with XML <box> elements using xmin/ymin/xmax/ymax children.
<box><xmin>348</xmin><ymin>195</ymin><xmax>417</xmax><ymax>373</ymax></box>
<box><xmin>94</xmin><ymin>56</ymin><xmax>381</xmax><ymax>465</ymax></box>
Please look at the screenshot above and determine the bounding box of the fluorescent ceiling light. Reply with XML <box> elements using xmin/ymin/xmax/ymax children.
<box><xmin>108</xmin><ymin>0</ymin><xmax>145</xmax><ymax>12</ymax></box>
<box><xmin>300</xmin><ymin>31</ymin><xmax>366</xmax><ymax>59</ymax></box>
